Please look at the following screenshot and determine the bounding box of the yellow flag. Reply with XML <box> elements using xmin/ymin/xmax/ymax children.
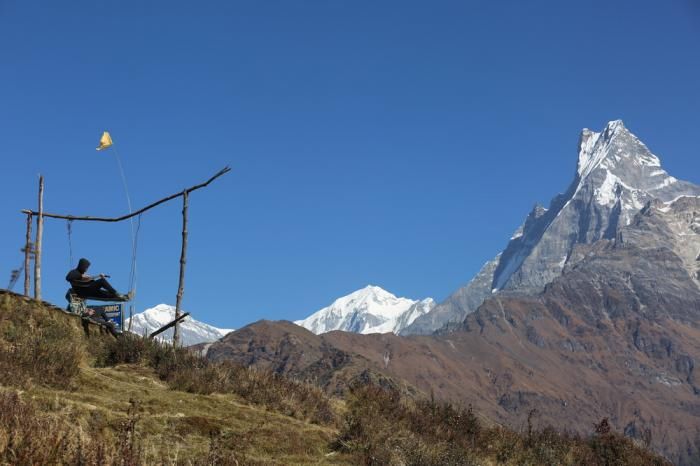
<box><xmin>96</xmin><ymin>131</ymin><xmax>113</xmax><ymax>151</ymax></box>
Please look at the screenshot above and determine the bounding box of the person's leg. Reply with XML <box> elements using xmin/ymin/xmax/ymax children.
<box><xmin>96</xmin><ymin>278</ymin><xmax>131</xmax><ymax>301</ymax></box>
<box><xmin>78</xmin><ymin>282</ymin><xmax>117</xmax><ymax>300</ymax></box>
<box><xmin>77</xmin><ymin>280</ymin><xmax>130</xmax><ymax>301</ymax></box>
<box><xmin>95</xmin><ymin>278</ymin><xmax>119</xmax><ymax>296</ymax></box>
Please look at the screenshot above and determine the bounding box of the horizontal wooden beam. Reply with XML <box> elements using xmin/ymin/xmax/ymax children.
<box><xmin>21</xmin><ymin>166</ymin><xmax>230</xmax><ymax>222</ymax></box>
<box><xmin>148</xmin><ymin>312</ymin><xmax>190</xmax><ymax>339</ymax></box>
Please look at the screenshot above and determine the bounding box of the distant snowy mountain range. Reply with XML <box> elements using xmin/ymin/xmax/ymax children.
<box><xmin>129</xmin><ymin>287</ymin><xmax>431</xmax><ymax>345</ymax></box>
<box><xmin>126</xmin><ymin>304</ymin><xmax>233</xmax><ymax>347</ymax></box>
<box><xmin>294</xmin><ymin>285</ymin><xmax>434</xmax><ymax>335</ymax></box>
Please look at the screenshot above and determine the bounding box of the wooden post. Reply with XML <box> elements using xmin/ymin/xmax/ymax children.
<box><xmin>34</xmin><ymin>176</ymin><xmax>44</xmax><ymax>300</ymax></box>
<box><xmin>23</xmin><ymin>212</ymin><xmax>32</xmax><ymax>297</ymax></box>
<box><xmin>173</xmin><ymin>190</ymin><xmax>189</xmax><ymax>347</ymax></box>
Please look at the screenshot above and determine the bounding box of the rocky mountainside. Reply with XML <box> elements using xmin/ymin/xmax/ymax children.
<box><xmin>403</xmin><ymin>120</ymin><xmax>700</xmax><ymax>335</ymax></box>
<box><xmin>294</xmin><ymin>285</ymin><xmax>434</xmax><ymax>335</ymax></box>
<box><xmin>206</xmin><ymin>196</ymin><xmax>700</xmax><ymax>463</ymax></box>
<box><xmin>127</xmin><ymin>304</ymin><xmax>233</xmax><ymax>346</ymax></box>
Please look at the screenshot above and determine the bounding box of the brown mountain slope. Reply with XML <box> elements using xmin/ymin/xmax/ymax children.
<box><xmin>206</xmin><ymin>319</ymin><xmax>421</xmax><ymax>397</ymax></box>
<box><xmin>207</xmin><ymin>198</ymin><xmax>700</xmax><ymax>464</ymax></box>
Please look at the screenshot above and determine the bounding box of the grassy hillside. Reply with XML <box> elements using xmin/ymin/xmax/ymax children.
<box><xmin>0</xmin><ymin>292</ymin><xmax>346</xmax><ymax>465</ymax></box>
<box><xmin>0</xmin><ymin>291</ymin><xmax>670</xmax><ymax>465</ymax></box>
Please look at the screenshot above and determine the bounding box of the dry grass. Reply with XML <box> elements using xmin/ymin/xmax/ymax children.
<box><xmin>0</xmin><ymin>294</ymin><xmax>84</xmax><ymax>389</ymax></box>
<box><xmin>0</xmin><ymin>390</ymin><xmax>139</xmax><ymax>465</ymax></box>
<box><xmin>0</xmin><ymin>293</ymin><xmax>349</xmax><ymax>465</ymax></box>
<box><xmin>96</xmin><ymin>333</ymin><xmax>337</xmax><ymax>426</ymax></box>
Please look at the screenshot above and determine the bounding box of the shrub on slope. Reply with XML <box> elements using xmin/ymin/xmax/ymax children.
<box><xmin>334</xmin><ymin>384</ymin><xmax>671</xmax><ymax>466</ymax></box>
<box><xmin>0</xmin><ymin>295</ymin><xmax>83</xmax><ymax>389</ymax></box>
<box><xmin>0</xmin><ymin>391</ymin><xmax>143</xmax><ymax>465</ymax></box>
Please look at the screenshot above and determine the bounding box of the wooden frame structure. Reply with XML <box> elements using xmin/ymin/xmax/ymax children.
<box><xmin>21</xmin><ymin>166</ymin><xmax>230</xmax><ymax>346</ymax></box>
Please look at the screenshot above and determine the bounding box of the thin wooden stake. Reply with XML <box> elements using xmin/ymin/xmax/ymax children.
<box><xmin>173</xmin><ymin>190</ymin><xmax>189</xmax><ymax>347</ymax></box>
<box><xmin>24</xmin><ymin>212</ymin><xmax>32</xmax><ymax>297</ymax></box>
<box><xmin>34</xmin><ymin>176</ymin><xmax>44</xmax><ymax>300</ymax></box>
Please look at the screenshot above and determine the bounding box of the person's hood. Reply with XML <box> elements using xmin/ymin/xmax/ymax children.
<box><xmin>77</xmin><ymin>258</ymin><xmax>90</xmax><ymax>273</ymax></box>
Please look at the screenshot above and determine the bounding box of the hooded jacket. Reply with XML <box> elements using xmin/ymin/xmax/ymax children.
<box><xmin>66</xmin><ymin>258</ymin><xmax>92</xmax><ymax>286</ymax></box>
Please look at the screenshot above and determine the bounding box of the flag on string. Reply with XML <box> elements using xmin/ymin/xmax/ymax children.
<box><xmin>96</xmin><ymin>131</ymin><xmax>113</xmax><ymax>151</ymax></box>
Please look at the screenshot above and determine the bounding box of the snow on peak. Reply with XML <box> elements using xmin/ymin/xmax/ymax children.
<box><xmin>576</xmin><ymin>119</ymin><xmax>661</xmax><ymax>178</ymax></box>
<box><xmin>294</xmin><ymin>285</ymin><xmax>435</xmax><ymax>335</ymax></box>
<box><xmin>576</xmin><ymin>127</ymin><xmax>602</xmax><ymax>178</ymax></box>
<box><xmin>604</xmin><ymin>119</ymin><xmax>626</xmax><ymax>134</ymax></box>
<box><xmin>575</xmin><ymin>120</ymin><xmax>665</xmax><ymax>205</ymax></box>
<box><xmin>136</xmin><ymin>304</ymin><xmax>180</xmax><ymax>325</ymax></box>
<box><xmin>576</xmin><ymin>119</ymin><xmax>629</xmax><ymax>178</ymax></box>
<box><xmin>346</xmin><ymin>284</ymin><xmax>397</xmax><ymax>303</ymax></box>
<box><xmin>127</xmin><ymin>304</ymin><xmax>233</xmax><ymax>347</ymax></box>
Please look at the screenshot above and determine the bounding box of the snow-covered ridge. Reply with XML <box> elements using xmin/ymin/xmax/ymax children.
<box><xmin>127</xmin><ymin>304</ymin><xmax>233</xmax><ymax>347</ymax></box>
<box><xmin>577</xmin><ymin>127</ymin><xmax>604</xmax><ymax>178</ymax></box>
<box><xmin>294</xmin><ymin>285</ymin><xmax>434</xmax><ymax>335</ymax></box>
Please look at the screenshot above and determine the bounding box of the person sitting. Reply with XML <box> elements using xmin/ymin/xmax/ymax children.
<box><xmin>66</xmin><ymin>258</ymin><xmax>133</xmax><ymax>302</ymax></box>
<box><xmin>82</xmin><ymin>307</ymin><xmax>122</xmax><ymax>337</ymax></box>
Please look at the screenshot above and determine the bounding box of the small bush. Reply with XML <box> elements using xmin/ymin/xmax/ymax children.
<box><xmin>96</xmin><ymin>331</ymin><xmax>152</xmax><ymax>366</ymax></box>
<box><xmin>334</xmin><ymin>384</ymin><xmax>481</xmax><ymax>465</ymax></box>
<box><xmin>581</xmin><ymin>417</ymin><xmax>669</xmax><ymax>466</ymax></box>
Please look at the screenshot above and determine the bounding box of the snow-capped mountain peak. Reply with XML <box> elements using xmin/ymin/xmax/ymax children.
<box><xmin>328</xmin><ymin>285</ymin><xmax>413</xmax><ymax>318</ymax></box>
<box><xmin>403</xmin><ymin>120</ymin><xmax>700</xmax><ymax>335</ymax></box>
<box><xmin>490</xmin><ymin>120</ymin><xmax>699</xmax><ymax>291</ymax></box>
<box><xmin>294</xmin><ymin>285</ymin><xmax>434</xmax><ymax>335</ymax></box>
<box><xmin>578</xmin><ymin>120</ymin><xmax>658</xmax><ymax>180</ymax></box>
<box><xmin>127</xmin><ymin>304</ymin><xmax>233</xmax><ymax>347</ymax></box>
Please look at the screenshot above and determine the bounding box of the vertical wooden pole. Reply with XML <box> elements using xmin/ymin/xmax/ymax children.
<box><xmin>174</xmin><ymin>190</ymin><xmax>189</xmax><ymax>347</ymax></box>
<box><xmin>34</xmin><ymin>175</ymin><xmax>44</xmax><ymax>300</ymax></box>
<box><xmin>24</xmin><ymin>213</ymin><xmax>32</xmax><ymax>297</ymax></box>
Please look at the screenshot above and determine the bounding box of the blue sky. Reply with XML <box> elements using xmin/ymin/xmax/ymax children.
<box><xmin>1</xmin><ymin>1</ymin><xmax>699</xmax><ymax>329</ymax></box>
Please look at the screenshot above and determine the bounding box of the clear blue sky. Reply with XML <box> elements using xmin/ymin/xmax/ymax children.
<box><xmin>1</xmin><ymin>1</ymin><xmax>699</xmax><ymax>329</ymax></box>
